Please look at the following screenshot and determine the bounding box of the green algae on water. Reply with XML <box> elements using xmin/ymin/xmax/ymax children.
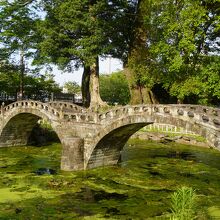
<box><xmin>0</xmin><ymin>140</ymin><xmax>220</xmax><ymax>219</ymax></box>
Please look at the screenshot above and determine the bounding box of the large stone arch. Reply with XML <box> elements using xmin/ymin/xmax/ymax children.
<box><xmin>86</xmin><ymin>114</ymin><xmax>153</xmax><ymax>169</ymax></box>
<box><xmin>1</xmin><ymin>101</ymin><xmax>220</xmax><ymax>171</ymax></box>
<box><xmin>86</xmin><ymin>112</ymin><xmax>218</xmax><ymax>169</ymax></box>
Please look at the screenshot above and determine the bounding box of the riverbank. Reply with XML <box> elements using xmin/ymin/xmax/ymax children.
<box><xmin>132</xmin><ymin>131</ymin><xmax>209</xmax><ymax>148</ymax></box>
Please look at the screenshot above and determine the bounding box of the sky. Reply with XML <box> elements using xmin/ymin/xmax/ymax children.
<box><xmin>53</xmin><ymin>58</ymin><xmax>123</xmax><ymax>86</ymax></box>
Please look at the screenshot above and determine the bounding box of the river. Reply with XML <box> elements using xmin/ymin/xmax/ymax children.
<box><xmin>0</xmin><ymin>139</ymin><xmax>220</xmax><ymax>219</ymax></box>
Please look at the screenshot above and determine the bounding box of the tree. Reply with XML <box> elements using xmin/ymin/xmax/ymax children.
<box><xmin>147</xmin><ymin>0</ymin><xmax>220</xmax><ymax>104</ymax></box>
<box><xmin>123</xmin><ymin>0</ymin><xmax>159</xmax><ymax>104</ymax></box>
<box><xmin>23</xmin><ymin>73</ymin><xmax>61</xmax><ymax>100</ymax></box>
<box><xmin>36</xmin><ymin>0</ymin><xmax>132</xmax><ymax>108</ymax></box>
<box><xmin>0</xmin><ymin>62</ymin><xmax>61</xmax><ymax>101</ymax></box>
<box><xmin>0</xmin><ymin>0</ymin><xmax>40</xmax><ymax>99</ymax></box>
<box><xmin>100</xmin><ymin>71</ymin><xmax>130</xmax><ymax>105</ymax></box>
<box><xmin>0</xmin><ymin>61</ymin><xmax>20</xmax><ymax>96</ymax></box>
<box><xmin>123</xmin><ymin>0</ymin><xmax>220</xmax><ymax>105</ymax></box>
<box><xmin>169</xmin><ymin>56</ymin><xmax>220</xmax><ymax>105</ymax></box>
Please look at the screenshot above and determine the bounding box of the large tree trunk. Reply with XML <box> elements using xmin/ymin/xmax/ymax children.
<box><xmin>89</xmin><ymin>57</ymin><xmax>106</xmax><ymax>110</ymax></box>
<box><xmin>125</xmin><ymin>69</ymin><xmax>158</xmax><ymax>104</ymax></box>
<box><xmin>81</xmin><ymin>66</ymin><xmax>90</xmax><ymax>107</ymax></box>
<box><xmin>129</xmin><ymin>87</ymin><xmax>158</xmax><ymax>105</ymax></box>
<box><xmin>81</xmin><ymin>57</ymin><xmax>106</xmax><ymax>109</ymax></box>
<box><xmin>125</xmin><ymin>0</ymin><xmax>158</xmax><ymax>104</ymax></box>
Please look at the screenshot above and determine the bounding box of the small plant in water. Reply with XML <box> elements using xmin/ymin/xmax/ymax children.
<box><xmin>170</xmin><ymin>186</ymin><xmax>197</xmax><ymax>220</ymax></box>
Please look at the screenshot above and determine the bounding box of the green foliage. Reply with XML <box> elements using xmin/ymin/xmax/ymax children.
<box><xmin>0</xmin><ymin>62</ymin><xmax>20</xmax><ymax>94</ymax></box>
<box><xmin>100</xmin><ymin>71</ymin><xmax>130</xmax><ymax>105</ymax></box>
<box><xmin>0</xmin><ymin>68</ymin><xmax>60</xmax><ymax>99</ymax></box>
<box><xmin>1</xmin><ymin>0</ymin><xmax>219</xmax><ymax>105</ymax></box>
<box><xmin>1</xmin><ymin>140</ymin><xmax>220</xmax><ymax>218</ymax></box>
<box><xmin>23</xmin><ymin>73</ymin><xmax>61</xmax><ymax>99</ymax></box>
<box><xmin>37</xmin><ymin>0</ymin><xmax>132</xmax><ymax>68</ymax></box>
<box><xmin>0</xmin><ymin>0</ymin><xmax>42</xmax><ymax>97</ymax></box>
<box><xmin>125</xmin><ymin>0</ymin><xmax>220</xmax><ymax>105</ymax></box>
<box><xmin>36</xmin><ymin>0</ymin><xmax>134</xmax><ymax>106</ymax></box>
<box><xmin>0</xmin><ymin>0</ymin><xmax>40</xmax><ymax>63</ymax></box>
<box><xmin>170</xmin><ymin>187</ymin><xmax>197</xmax><ymax>220</ymax></box>
<box><xmin>147</xmin><ymin>0</ymin><xmax>220</xmax><ymax>104</ymax></box>
<box><xmin>63</xmin><ymin>81</ymin><xmax>81</xmax><ymax>94</ymax></box>
<box><xmin>169</xmin><ymin>56</ymin><xmax>220</xmax><ymax>104</ymax></box>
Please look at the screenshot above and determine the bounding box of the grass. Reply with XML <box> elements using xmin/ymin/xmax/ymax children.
<box><xmin>139</xmin><ymin>128</ymin><xmax>207</xmax><ymax>143</ymax></box>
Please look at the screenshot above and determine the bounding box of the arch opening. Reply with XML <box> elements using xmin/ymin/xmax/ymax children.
<box><xmin>87</xmin><ymin>123</ymin><xmax>150</xmax><ymax>169</ymax></box>
<box><xmin>28</xmin><ymin>119</ymin><xmax>60</xmax><ymax>146</ymax></box>
<box><xmin>0</xmin><ymin>113</ymin><xmax>61</xmax><ymax>147</ymax></box>
<box><xmin>0</xmin><ymin>112</ymin><xmax>63</xmax><ymax>173</ymax></box>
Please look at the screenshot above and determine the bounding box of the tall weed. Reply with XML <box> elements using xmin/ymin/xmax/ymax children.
<box><xmin>170</xmin><ymin>186</ymin><xmax>197</xmax><ymax>220</ymax></box>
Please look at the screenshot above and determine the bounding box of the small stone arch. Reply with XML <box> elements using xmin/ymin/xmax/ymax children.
<box><xmin>0</xmin><ymin>108</ymin><xmax>61</xmax><ymax>147</ymax></box>
<box><xmin>0</xmin><ymin>102</ymin><xmax>85</xmax><ymax>171</ymax></box>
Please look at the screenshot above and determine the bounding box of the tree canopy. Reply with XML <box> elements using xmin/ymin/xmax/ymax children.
<box><xmin>124</xmin><ymin>0</ymin><xmax>220</xmax><ymax>105</ymax></box>
<box><xmin>0</xmin><ymin>0</ymin><xmax>219</xmax><ymax>106</ymax></box>
<box><xmin>63</xmin><ymin>81</ymin><xmax>81</xmax><ymax>94</ymax></box>
<box><xmin>36</xmin><ymin>0</ymin><xmax>133</xmax><ymax>107</ymax></box>
<box><xmin>0</xmin><ymin>0</ymin><xmax>40</xmax><ymax>99</ymax></box>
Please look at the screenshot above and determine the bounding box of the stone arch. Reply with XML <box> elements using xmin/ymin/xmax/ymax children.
<box><xmin>86</xmin><ymin>114</ymin><xmax>153</xmax><ymax>169</ymax></box>
<box><xmin>0</xmin><ymin>102</ymin><xmax>85</xmax><ymax>171</ymax></box>
<box><xmin>0</xmin><ymin>108</ymin><xmax>61</xmax><ymax>147</ymax></box>
<box><xmin>86</xmin><ymin>113</ymin><xmax>214</xmax><ymax>169</ymax></box>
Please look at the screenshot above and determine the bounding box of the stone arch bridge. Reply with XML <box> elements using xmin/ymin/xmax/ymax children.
<box><xmin>0</xmin><ymin>100</ymin><xmax>220</xmax><ymax>171</ymax></box>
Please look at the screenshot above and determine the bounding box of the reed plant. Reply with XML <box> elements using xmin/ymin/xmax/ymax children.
<box><xmin>170</xmin><ymin>186</ymin><xmax>197</xmax><ymax>220</ymax></box>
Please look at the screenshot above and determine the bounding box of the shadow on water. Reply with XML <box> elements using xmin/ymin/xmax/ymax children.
<box><xmin>75</xmin><ymin>187</ymin><xmax>128</xmax><ymax>202</ymax></box>
<box><xmin>122</xmin><ymin>141</ymin><xmax>220</xmax><ymax>170</ymax></box>
<box><xmin>59</xmin><ymin>187</ymin><xmax>128</xmax><ymax>217</ymax></box>
<box><xmin>165</xmin><ymin>151</ymin><xmax>197</xmax><ymax>160</ymax></box>
<box><xmin>122</xmin><ymin>145</ymin><xmax>197</xmax><ymax>161</ymax></box>
<box><xmin>34</xmin><ymin>168</ymin><xmax>56</xmax><ymax>175</ymax></box>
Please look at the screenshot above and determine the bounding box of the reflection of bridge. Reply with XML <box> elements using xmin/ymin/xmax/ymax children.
<box><xmin>0</xmin><ymin>100</ymin><xmax>220</xmax><ymax>171</ymax></box>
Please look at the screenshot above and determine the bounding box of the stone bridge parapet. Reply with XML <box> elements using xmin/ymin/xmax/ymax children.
<box><xmin>96</xmin><ymin>104</ymin><xmax>220</xmax><ymax>132</ymax></box>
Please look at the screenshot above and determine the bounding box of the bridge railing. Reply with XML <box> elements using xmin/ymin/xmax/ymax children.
<box><xmin>47</xmin><ymin>101</ymin><xmax>86</xmax><ymax>113</ymax></box>
<box><xmin>97</xmin><ymin>104</ymin><xmax>220</xmax><ymax>130</ymax></box>
<box><xmin>152</xmin><ymin>104</ymin><xmax>220</xmax><ymax>130</ymax></box>
<box><xmin>143</xmin><ymin>123</ymin><xmax>196</xmax><ymax>135</ymax></box>
<box><xmin>1</xmin><ymin>101</ymin><xmax>220</xmax><ymax>128</ymax></box>
<box><xmin>0</xmin><ymin>100</ymin><xmax>98</xmax><ymax>123</ymax></box>
<box><xmin>0</xmin><ymin>100</ymin><xmax>61</xmax><ymax>118</ymax></box>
